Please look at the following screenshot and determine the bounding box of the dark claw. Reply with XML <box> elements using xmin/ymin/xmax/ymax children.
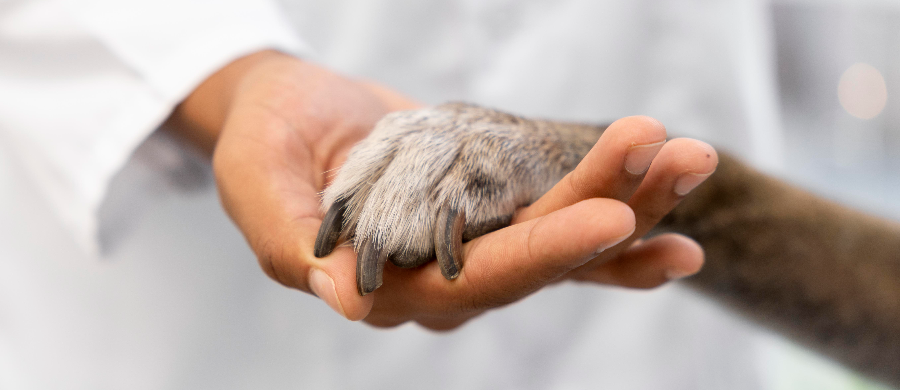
<box><xmin>357</xmin><ymin>238</ymin><xmax>389</xmax><ymax>296</ymax></box>
<box><xmin>314</xmin><ymin>198</ymin><xmax>348</xmax><ymax>258</ymax></box>
<box><xmin>434</xmin><ymin>201</ymin><xmax>466</xmax><ymax>280</ymax></box>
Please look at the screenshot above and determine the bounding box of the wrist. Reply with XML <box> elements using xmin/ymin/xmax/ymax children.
<box><xmin>166</xmin><ymin>49</ymin><xmax>288</xmax><ymax>154</ymax></box>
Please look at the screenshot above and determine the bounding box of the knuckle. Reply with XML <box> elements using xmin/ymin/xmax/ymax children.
<box><xmin>565</xmin><ymin>171</ymin><xmax>592</xmax><ymax>200</ymax></box>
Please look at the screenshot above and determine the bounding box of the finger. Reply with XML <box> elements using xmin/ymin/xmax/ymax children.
<box><xmin>628</xmin><ymin>138</ymin><xmax>718</xmax><ymax>231</ymax></box>
<box><xmin>572</xmin><ymin>233</ymin><xmax>704</xmax><ymax>288</ymax></box>
<box><xmin>456</xmin><ymin>198</ymin><xmax>634</xmax><ymax>311</ymax></box>
<box><xmin>246</xmin><ymin>211</ymin><xmax>375</xmax><ymax>321</ymax></box>
<box><xmin>370</xmin><ymin>198</ymin><xmax>635</xmax><ymax>316</ymax></box>
<box><xmin>514</xmin><ymin>116</ymin><xmax>667</xmax><ymax>223</ymax></box>
<box><xmin>310</xmin><ymin>244</ymin><xmax>375</xmax><ymax>320</ymax></box>
<box><xmin>214</xmin><ymin>116</ymin><xmax>374</xmax><ymax>321</ymax></box>
<box><xmin>580</xmin><ymin>138</ymin><xmax>718</xmax><ymax>270</ymax></box>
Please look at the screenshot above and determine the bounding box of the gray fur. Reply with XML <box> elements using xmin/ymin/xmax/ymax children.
<box><xmin>321</xmin><ymin>102</ymin><xmax>600</xmax><ymax>266</ymax></box>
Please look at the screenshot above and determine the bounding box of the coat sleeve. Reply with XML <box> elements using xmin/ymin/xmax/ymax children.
<box><xmin>0</xmin><ymin>0</ymin><xmax>311</xmax><ymax>255</ymax></box>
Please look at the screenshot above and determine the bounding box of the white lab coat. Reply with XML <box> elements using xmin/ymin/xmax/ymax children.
<box><xmin>0</xmin><ymin>0</ymin><xmax>893</xmax><ymax>389</ymax></box>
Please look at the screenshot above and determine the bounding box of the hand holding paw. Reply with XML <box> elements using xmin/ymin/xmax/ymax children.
<box><xmin>173</xmin><ymin>50</ymin><xmax>716</xmax><ymax>330</ymax></box>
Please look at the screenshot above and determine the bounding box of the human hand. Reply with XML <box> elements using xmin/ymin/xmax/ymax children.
<box><xmin>168</xmin><ymin>50</ymin><xmax>716</xmax><ymax>329</ymax></box>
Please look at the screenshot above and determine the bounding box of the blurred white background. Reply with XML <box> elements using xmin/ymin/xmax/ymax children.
<box><xmin>773</xmin><ymin>2</ymin><xmax>900</xmax><ymax>221</ymax></box>
<box><xmin>2</xmin><ymin>0</ymin><xmax>899</xmax><ymax>389</ymax></box>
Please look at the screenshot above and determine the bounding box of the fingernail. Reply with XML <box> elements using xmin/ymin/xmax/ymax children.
<box><xmin>624</xmin><ymin>141</ymin><xmax>666</xmax><ymax>175</ymax></box>
<box><xmin>674</xmin><ymin>172</ymin><xmax>712</xmax><ymax>196</ymax></box>
<box><xmin>309</xmin><ymin>269</ymin><xmax>346</xmax><ymax>318</ymax></box>
<box><xmin>665</xmin><ymin>268</ymin><xmax>696</xmax><ymax>281</ymax></box>
<box><xmin>596</xmin><ymin>226</ymin><xmax>636</xmax><ymax>254</ymax></box>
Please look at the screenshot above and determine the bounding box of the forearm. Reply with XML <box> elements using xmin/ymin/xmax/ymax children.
<box><xmin>662</xmin><ymin>153</ymin><xmax>900</xmax><ymax>385</ymax></box>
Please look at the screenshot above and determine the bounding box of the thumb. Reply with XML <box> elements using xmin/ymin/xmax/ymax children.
<box><xmin>304</xmin><ymin>234</ymin><xmax>376</xmax><ymax>321</ymax></box>
<box><xmin>228</xmin><ymin>195</ymin><xmax>375</xmax><ymax>321</ymax></box>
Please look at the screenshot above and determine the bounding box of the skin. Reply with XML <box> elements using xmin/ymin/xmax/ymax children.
<box><xmin>166</xmin><ymin>50</ymin><xmax>717</xmax><ymax>329</ymax></box>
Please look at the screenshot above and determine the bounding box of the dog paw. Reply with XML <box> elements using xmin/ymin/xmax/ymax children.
<box><xmin>314</xmin><ymin>103</ymin><xmax>599</xmax><ymax>295</ymax></box>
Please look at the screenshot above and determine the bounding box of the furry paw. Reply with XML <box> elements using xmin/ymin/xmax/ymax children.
<box><xmin>314</xmin><ymin>103</ymin><xmax>599</xmax><ymax>295</ymax></box>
